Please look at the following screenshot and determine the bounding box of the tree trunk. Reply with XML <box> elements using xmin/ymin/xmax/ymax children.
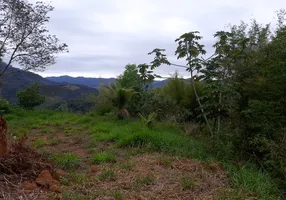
<box><xmin>190</xmin><ymin>72</ymin><xmax>213</xmax><ymax>137</ymax></box>
<box><xmin>185</xmin><ymin>41</ymin><xmax>213</xmax><ymax>137</ymax></box>
<box><xmin>0</xmin><ymin>116</ymin><xmax>8</xmax><ymax>156</ymax></box>
<box><xmin>117</xmin><ymin>108</ymin><xmax>130</xmax><ymax>120</ymax></box>
<box><xmin>217</xmin><ymin>92</ymin><xmax>222</xmax><ymax>132</ymax></box>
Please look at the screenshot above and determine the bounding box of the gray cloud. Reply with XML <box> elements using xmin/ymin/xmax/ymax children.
<box><xmin>29</xmin><ymin>0</ymin><xmax>286</xmax><ymax>78</ymax></box>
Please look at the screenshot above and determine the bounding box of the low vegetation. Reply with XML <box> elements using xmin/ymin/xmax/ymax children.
<box><xmin>0</xmin><ymin>108</ymin><xmax>280</xmax><ymax>199</ymax></box>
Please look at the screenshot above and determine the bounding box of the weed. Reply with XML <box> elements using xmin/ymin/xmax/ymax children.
<box><xmin>68</xmin><ymin>172</ymin><xmax>88</xmax><ymax>184</ymax></box>
<box><xmin>72</xmin><ymin>135</ymin><xmax>84</xmax><ymax>144</ymax></box>
<box><xmin>40</xmin><ymin>128</ymin><xmax>55</xmax><ymax>134</ymax></box>
<box><xmin>52</xmin><ymin>153</ymin><xmax>80</xmax><ymax>169</ymax></box>
<box><xmin>92</xmin><ymin>152</ymin><xmax>116</xmax><ymax>164</ymax></box>
<box><xmin>49</xmin><ymin>139</ymin><xmax>58</xmax><ymax>145</ymax></box>
<box><xmin>119</xmin><ymin>162</ymin><xmax>134</xmax><ymax>170</ymax></box>
<box><xmin>98</xmin><ymin>170</ymin><xmax>116</xmax><ymax>181</ymax></box>
<box><xmin>33</xmin><ymin>139</ymin><xmax>46</xmax><ymax>148</ymax></box>
<box><xmin>136</xmin><ymin>176</ymin><xmax>154</xmax><ymax>185</ymax></box>
<box><xmin>114</xmin><ymin>191</ymin><xmax>123</xmax><ymax>200</ymax></box>
<box><xmin>158</xmin><ymin>156</ymin><xmax>173</xmax><ymax>168</ymax></box>
<box><xmin>60</xmin><ymin>177</ymin><xmax>70</xmax><ymax>186</ymax></box>
<box><xmin>87</xmin><ymin>148</ymin><xmax>97</xmax><ymax>154</ymax></box>
<box><xmin>40</xmin><ymin>150</ymin><xmax>51</xmax><ymax>157</ymax></box>
<box><xmin>180</xmin><ymin>177</ymin><xmax>196</xmax><ymax>190</ymax></box>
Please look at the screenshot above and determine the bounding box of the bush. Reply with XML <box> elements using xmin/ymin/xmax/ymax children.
<box><xmin>96</xmin><ymin>103</ymin><xmax>114</xmax><ymax>116</ymax></box>
<box><xmin>16</xmin><ymin>83</ymin><xmax>45</xmax><ymax>110</ymax></box>
<box><xmin>128</xmin><ymin>90</ymin><xmax>180</xmax><ymax>121</ymax></box>
<box><xmin>0</xmin><ymin>99</ymin><xmax>11</xmax><ymax>114</ymax></box>
<box><xmin>239</xmin><ymin>100</ymin><xmax>286</xmax><ymax>181</ymax></box>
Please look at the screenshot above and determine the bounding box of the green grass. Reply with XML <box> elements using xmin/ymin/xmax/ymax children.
<box><xmin>51</xmin><ymin>153</ymin><xmax>81</xmax><ymax>169</ymax></box>
<box><xmin>90</xmin><ymin>123</ymin><xmax>112</xmax><ymax>134</ymax></box>
<box><xmin>91</xmin><ymin>152</ymin><xmax>116</xmax><ymax>164</ymax></box>
<box><xmin>33</xmin><ymin>139</ymin><xmax>46</xmax><ymax>148</ymax></box>
<box><xmin>5</xmin><ymin>108</ymin><xmax>282</xmax><ymax>199</ymax></box>
<box><xmin>226</xmin><ymin>164</ymin><xmax>280</xmax><ymax>199</ymax></box>
<box><xmin>92</xmin><ymin>123</ymin><xmax>208</xmax><ymax>160</ymax></box>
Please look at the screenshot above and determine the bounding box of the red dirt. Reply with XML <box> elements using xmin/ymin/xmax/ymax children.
<box><xmin>0</xmin><ymin>116</ymin><xmax>8</xmax><ymax>156</ymax></box>
<box><xmin>0</xmin><ymin>142</ymin><xmax>56</xmax><ymax>200</ymax></box>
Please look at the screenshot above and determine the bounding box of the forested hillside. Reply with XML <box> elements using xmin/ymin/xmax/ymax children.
<box><xmin>0</xmin><ymin>64</ymin><xmax>98</xmax><ymax>109</ymax></box>
<box><xmin>46</xmin><ymin>75</ymin><xmax>168</xmax><ymax>89</ymax></box>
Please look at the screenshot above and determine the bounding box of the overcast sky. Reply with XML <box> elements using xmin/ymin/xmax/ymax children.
<box><xmin>35</xmin><ymin>0</ymin><xmax>286</xmax><ymax>78</ymax></box>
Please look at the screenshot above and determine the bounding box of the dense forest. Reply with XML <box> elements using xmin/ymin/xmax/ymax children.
<box><xmin>0</xmin><ymin>0</ymin><xmax>285</xmax><ymax>199</ymax></box>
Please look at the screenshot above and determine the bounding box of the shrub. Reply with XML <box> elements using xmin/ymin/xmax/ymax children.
<box><xmin>129</xmin><ymin>90</ymin><xmax>179</xmax><ymax>121</ymax></box>
<box><xmin>17</xmin><ymin>82</ymin><xmax>45</xmax><ymax>109</ymax></box>
<box><xmin>138</xmin><ymin>112</ymin><xmax>157</xmax><ymax>128</ymax></box>
<box><xmin>0</xmin><ymin>99</ymin><xmax>11</xmax><ymax>114</ymax></box>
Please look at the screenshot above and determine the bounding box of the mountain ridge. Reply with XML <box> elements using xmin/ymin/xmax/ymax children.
<box><xmin>46</xmin><ymin>75</ymin><xmax>168</xmax><ymax>88</ymax></box>
<box><xmin>0</xmin><ymin>63</ymin><xmax>98</xmax><ymax>107</ymax></box>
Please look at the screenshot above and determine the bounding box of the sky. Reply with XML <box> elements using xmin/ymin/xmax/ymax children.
<box><xmin>30</xmin><ymin>0</ymin><xmax>286</xmax><ymax>78</ymax></box>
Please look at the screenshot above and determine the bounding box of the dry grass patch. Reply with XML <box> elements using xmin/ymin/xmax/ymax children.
<box><xmin>61</xmin><ymin>154</ymin><xmax>236</xmax><ymax>200</ymax></box>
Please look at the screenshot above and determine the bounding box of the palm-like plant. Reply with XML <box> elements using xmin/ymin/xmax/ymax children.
<box><xmin>102</xmin><ymin>82</ymin><xmax>134</xmax><ymax>119</ymax></box>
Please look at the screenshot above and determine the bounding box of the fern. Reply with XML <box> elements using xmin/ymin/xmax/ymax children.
<box><xmin>139</xmin><ymin>112</ymin><xmax>157</xmax><ymax>127</ymax></box>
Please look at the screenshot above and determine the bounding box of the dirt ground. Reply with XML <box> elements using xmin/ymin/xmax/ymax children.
<box><xmin>0</xmin><ymin>127</ymin><xmax>240</xmax><ymax>200</ymax></box>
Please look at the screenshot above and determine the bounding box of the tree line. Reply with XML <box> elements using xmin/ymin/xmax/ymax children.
<box><xmin>96</xmin><ymin>11</ymin><xmax>286</xmax><ymax>190</ymax></box>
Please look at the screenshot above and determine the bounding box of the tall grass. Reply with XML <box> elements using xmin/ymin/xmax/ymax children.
<box><xmin>91</xmin><ymin>121</ymin><xmax>280</xmax><ymax>199</ymax></box>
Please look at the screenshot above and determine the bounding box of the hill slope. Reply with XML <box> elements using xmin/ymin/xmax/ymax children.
<box><xmin>0</xmin><ymin>63</ymin><xmax>97</xmax><ymax>106</ymax></box>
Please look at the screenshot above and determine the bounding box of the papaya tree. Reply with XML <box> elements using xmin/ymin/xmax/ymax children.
<box><xmin>201</xmin><ymin>30</ymin><xmax>248</xmax><ymax>132</ymax></box>
<box><xmin>148</xmin><ymin>32</ymin><xmax>213</xmax><ymax>136</ymax></box>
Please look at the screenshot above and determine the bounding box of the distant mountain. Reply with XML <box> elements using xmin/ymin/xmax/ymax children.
<box><xmin>152</xmin><ymin>80</ymin><xmax>169</xmax><ymax>88</ymax></box>
<box><xmin>46</xmin><ymin>76</ymin><xmax>168</xmax><ymax>88</ymax></box>
<box><xmin>46</xmin><ymin>76</ymin><xmax>116</xmax><ymax>88</ymax></box>
<box><xmin>0</xmin><ymin>63</ymin><xmax>97</xmax><ymax>107</ymax></box>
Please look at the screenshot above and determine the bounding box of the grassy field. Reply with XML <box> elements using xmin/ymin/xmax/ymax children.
<box><xmin>4</xmin><ymin>108</ymin><xmax>281</xmax><ymax>200</ymax></box>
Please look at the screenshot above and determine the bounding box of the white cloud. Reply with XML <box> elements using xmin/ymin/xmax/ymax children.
<box><xmin>29</xmin><ymin>0</ymin><xmax>286</xmax><ymax>78</ymax></box>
